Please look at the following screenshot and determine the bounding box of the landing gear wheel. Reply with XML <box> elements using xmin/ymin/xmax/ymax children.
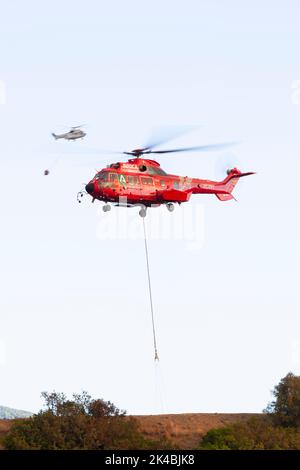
<box><xmin>167</xmin><ymin>203</ymin><xmax>175</xmax><ymax>212</ymax></box>
<box><xmin>103</xmin><ymin>204</ymin><xmax>111</xmax><ymax>212</ymax></box>
<box><xmin>139</xmin><ymin>208</ymin><xmax>147</xmax><ymax>218</ymax></box>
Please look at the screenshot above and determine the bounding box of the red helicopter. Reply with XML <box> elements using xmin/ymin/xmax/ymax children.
<box><xmin>79</xmin><ymin>141</ymin><xmax>254</xmax><ymax>217</ymax></box>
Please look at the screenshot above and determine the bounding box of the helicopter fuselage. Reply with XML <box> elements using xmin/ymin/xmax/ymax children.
<box><xmin>84</xmin><ymin>158</ymin><xmax>253</xmax><ymax>207</ymax></box>
<box><xmin>52</xmin><ymin>130</ymin><xmax>86</xmax><ymax>140</ymax></box>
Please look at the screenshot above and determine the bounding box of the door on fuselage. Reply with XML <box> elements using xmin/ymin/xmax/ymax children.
<box><xmin>140</xmin><ymin>175</ymin><xmax>156</xmax><ymax>202</ymax></box>
<box><xmin>126</xmin><ymin>174</ymin><xmax>142</xmax><ymax>202</ymax></box>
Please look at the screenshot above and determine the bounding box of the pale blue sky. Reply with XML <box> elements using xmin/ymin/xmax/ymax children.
<box><xmin>1</xmin><ymin>0</ymin><xmax>300</xmax><ymax>415</ymax></box>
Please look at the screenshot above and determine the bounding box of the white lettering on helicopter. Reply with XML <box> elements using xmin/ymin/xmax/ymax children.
<box><xmin>121</xmin><ymin>164</ymin><xmax>139</xmax><ymax>171</ymax></box>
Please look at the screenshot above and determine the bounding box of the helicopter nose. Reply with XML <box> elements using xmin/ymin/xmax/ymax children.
<box><xmin>85</xmin><ymin>182</ymin><xmax>95</xmax><ymax>195</ymax></box>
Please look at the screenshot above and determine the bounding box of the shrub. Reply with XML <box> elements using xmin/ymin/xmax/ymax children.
<box><xmin>3</xmin><ymin>391</ymin><xmax>172</xmax><ymax>450</ymax></box>
<box><xmin>200</xmin><ymin>416</ymin><xmax>300</xmax><ymax>450</ymax></box>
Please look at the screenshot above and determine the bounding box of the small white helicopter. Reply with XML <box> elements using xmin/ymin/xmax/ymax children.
<box><xmin>52</xmin><ymin>125</ymin><xmax>86</xmax><ymax>141</ymax></box>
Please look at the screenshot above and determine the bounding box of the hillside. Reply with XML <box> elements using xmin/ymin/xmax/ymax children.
<box><xmin>136</xmin><ymin>413</ymin><xmax>259</xmax><ymax>449</ymax></box>
<box><xmin>0</xmin><ymin>406</ymin><xmax>32</xmax><ymax>420</ymax></box>
<box><xmin>0</xmin><ymin>412</ymin><xmax>259</xmax><ymax>449</ymax></box>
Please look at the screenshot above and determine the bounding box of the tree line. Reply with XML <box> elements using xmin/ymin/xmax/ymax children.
<box><xmin>2</xmin><ymin>372</ymin><xmax>300</xmax><ymax>450</ymax></box>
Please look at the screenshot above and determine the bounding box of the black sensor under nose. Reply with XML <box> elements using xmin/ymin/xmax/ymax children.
<box><xmin>85</xmin><ymin>182</ymin><xmax>94</xmax><ymax>194</ymax></box>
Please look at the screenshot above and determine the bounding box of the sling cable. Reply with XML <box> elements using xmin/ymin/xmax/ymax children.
<box><xmin>142</xmin><ymin>217</ymin><xmax>159</xmax><ymax>362</ymax></box>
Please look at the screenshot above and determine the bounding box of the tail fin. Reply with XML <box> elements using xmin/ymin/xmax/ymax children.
<box><xmin>216</xmin><ymin>168</ymin><xmax>255</xmax><ymax>201</ymax></box>
<box><xmin>52</xmin><ymin>133</ymin><xmax>58</xmax><ymax>139</ymax></box>
<box><xmin>216</xmin><ymin>192</ymin><xmax>235</xmax><ymax>201</ymax></box>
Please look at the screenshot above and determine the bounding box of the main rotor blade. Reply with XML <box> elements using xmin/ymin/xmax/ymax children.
<box><xmin>142</xmin><ymin>125</ymin><xmax>199</xmax><ymax>151</ymax></box>
<box><xmin>149</xmin><ymin>142</ymin><xmax>237</xmax><ymax>154</ymax></box>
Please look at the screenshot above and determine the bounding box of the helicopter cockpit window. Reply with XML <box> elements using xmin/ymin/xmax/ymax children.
<box><xmin>95</xmin><ymin>172</ymin><xmax>108</xmax><ymax>181</ymax></box>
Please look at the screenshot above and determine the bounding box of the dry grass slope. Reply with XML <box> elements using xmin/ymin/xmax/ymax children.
<box><xmin>0</xmin><ymin>413</ymin><xmax>260</xmax><ymax>450</ymax></box>
<box><xmin>0</xmin><ymin>420</ymin><xmax>12</xmax><ymax>450</ymax></box>
<box><xmin>135</xmin><ymin>413</ymin><xmax>259</xmax><ymax>449</ymax></box>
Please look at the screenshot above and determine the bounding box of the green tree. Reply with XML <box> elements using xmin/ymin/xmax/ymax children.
<box><xmin>3</xmin><ymin>391</ymin><xmax>172</xmax><ymax>450</ymax></box>
<box><xmin>200</xmin><ymin>417</ymin><xmax>300</xmax><ymax>450</ymax></box>
<box><xmin>265</xmin><ymin>372</ymin><xmax>300</xmax><ymax>427</ymax></box>
<box><xmin>200</xmin><ymin>372</ymin><xmax>300</xmax><ymax>450</ymax></box>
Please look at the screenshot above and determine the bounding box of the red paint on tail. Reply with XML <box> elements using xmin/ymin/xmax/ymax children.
<box><xmin>216</xmin><ymin>168</ymin><xmax>255</xmax><ymax>201</ymax></box>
